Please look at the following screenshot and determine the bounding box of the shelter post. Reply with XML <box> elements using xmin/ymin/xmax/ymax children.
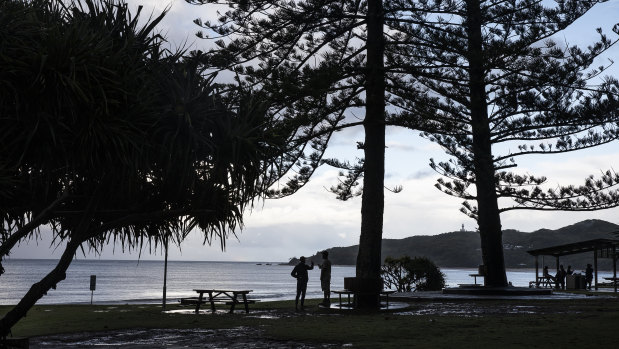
<box><xmin>614</xmin><ymin>246</ymin><xmax>617</xmax><ymax>293</ymax></box>
<box><xmin>594</xmin><ymin>248</ymin><xmax>598</xmax><ymax>291</ymax></box>
<box><xmin>535</xmin><ymin>256</ymin><xmax>539</xmax><ymax>285</ymax></box>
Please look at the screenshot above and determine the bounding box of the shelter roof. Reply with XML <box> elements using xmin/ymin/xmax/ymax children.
<box><xmin>527</xmin><ymin>239</ymin><xmax>619</xmax><ymax>257</ymax></box>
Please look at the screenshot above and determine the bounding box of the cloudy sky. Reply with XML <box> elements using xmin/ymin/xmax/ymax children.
<box><xmin>10</xmin><ymin>0</ymin><xmax>619</xmax><ymax>263</ymax></box>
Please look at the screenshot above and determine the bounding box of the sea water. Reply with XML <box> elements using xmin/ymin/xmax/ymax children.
<box><xmin>0</xmin><ymin>259</ymin><xmax>614</xmax><ymax>305</ymax></box>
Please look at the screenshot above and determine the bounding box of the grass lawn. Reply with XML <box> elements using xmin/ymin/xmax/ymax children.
<box><xmin>2</xmin><ymin>295</ymin><xmax>619</xmax><ymax>348</ymax></box>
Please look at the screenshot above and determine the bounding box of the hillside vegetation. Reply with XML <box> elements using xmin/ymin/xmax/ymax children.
<box><xmin>293</xmin><ymin>220</ymin><xmax>619</xmax><ymax>269</ymax></box>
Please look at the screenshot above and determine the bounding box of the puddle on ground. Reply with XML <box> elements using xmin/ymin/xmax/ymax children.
<box><xmin>248</xmin><ymin>314</ymin><xmax>279</xmax><ymax>319</ymax></box>
<box><xmin>162</xmin><ymin>308</ymin><xmax>307</xmax><ymax>319</ymax></box>
<box><xmin>396</xmin><ymin>302</ymin><xmax>581</xmax><ymax>317</ymax></box>
<box><xmin>163</xmin><ymin>308</ymin><xmax>262</xmax><ymax>315</ymax></box>
<box><xmin>30</xmin><ymin>327</ymin><xmax>340</xmax><ymax>348</ymax></box>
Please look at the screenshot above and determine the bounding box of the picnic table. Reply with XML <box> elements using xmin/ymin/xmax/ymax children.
<box><xmin>181</xmin><ymin>289</ymin><xmax>255</xmax><ymax>314</ymax></box>
<box><xmin>332</xmin><ymin>289</ymin><xmax>396</xmax><ymax>308</ymax></box>
<box><xmin>529</xmin><ymin>275</ymin><xmax>554</xmax><ymax>288</ymax></box>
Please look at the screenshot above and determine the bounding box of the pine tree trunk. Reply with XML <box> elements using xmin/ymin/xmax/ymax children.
<box><xmin>356</xmin><ymin>0</ymin><xmax>386</xmax><ymax>308</ymax></box>
<box><xmin>0</xmin><ymin>238</ymin><xmax>81</xmax><ymax>336</ymax></box>
<box><xmin>465</xmin><ymin>0</ymin><xmax>508</xmax><ymax>287</ymax></box>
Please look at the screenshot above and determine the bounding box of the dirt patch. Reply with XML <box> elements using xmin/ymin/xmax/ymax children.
<box><xmin>29</xmin><ymin>327</ymin><xmax>343</xmax><ymax>348</ymax></box>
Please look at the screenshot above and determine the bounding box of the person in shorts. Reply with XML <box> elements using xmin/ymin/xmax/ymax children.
<box><xmin>319</xmin><ymin>251</ymin><xmax>332</xmax><ymax>306</ymax></box>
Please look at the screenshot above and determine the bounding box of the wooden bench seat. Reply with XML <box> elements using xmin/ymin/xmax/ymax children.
<box><xmin>332</xmin><ymin>289</ymin><xmax>396</xmax><ymax>308</ymax></box>
<box><xmin>224</xmin><ymin>300</ymin><xmax>257</xmax><ymax>306</ymax></box>
<box><xmin>180</xmin><ymin>297</ymin><xmax>204</xmax><ymax>305</ymax></box>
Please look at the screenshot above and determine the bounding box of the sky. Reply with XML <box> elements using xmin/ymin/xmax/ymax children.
<box><xmin>9</xmin><ymin>0</ymin><xmax>619</xmax><ymax>263</ymax></box>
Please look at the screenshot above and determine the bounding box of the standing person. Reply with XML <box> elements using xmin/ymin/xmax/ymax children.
<box><xmin>291</xmin><ymin>256</ymin><xmax>314</xmax><ymax>311</ymax></box>
<box><xmin>318</xmin><ymin>250</ymin><xmax>332</xmax><ymax>306</ymax></box>
<box><xmin>585</xmin><ymin>264</ymin><xmax>594</xmax><ymax>290</ymax></box>
<box><xmin>556</xmin><ymin>265</ymin><xmax>566</xmax><ymax>289</ymax></box>
<box><xmin>566</xmin><ymin>265</ymin><xmax>573</xmax><ymax>275</ymax></box>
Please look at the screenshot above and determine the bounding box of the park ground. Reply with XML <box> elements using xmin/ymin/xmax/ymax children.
<box><xmin>2</xmin><ymin>293</ymin><xmax>619</xmax><ymax>348</ymax></box>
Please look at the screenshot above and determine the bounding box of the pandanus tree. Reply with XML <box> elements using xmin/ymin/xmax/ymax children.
<box><xmin>0</xmin><ymin>0</ymin><xmax>290</xmax><ymax>335</ymax></box>
<box><xmin>386</xmin><ymin>0</ymin><xmax>619</xmax><ymax>286</ymax></box>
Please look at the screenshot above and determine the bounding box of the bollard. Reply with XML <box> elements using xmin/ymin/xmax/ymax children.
<box><xmin>90</xmin><ymin>275</ymin><xmax>96</xmax><ymax>305</ymax></box>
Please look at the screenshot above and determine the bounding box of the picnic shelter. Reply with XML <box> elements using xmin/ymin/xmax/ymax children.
<box><xmin>527</xmin><ymin>238</ymin><xmax>619</xmax><ymax>292</ymax></box>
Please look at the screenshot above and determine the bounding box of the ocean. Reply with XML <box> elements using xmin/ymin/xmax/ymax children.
<box><xmin>0</xmin><ymin>259</ymin><xmax>613</xmax><ymax>305</ymax></box>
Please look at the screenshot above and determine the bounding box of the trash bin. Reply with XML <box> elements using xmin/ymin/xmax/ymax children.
<box><xmin>567</xmin><ymin>274</ymin><xmax>586</xmax><ymax>289</ymax></box>
<box><xmin>576</xmin><ymin>274</ymin><xmax>586</xmax><ymax>289</ymax></box>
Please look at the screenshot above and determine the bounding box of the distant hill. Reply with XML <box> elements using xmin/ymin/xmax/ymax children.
<box><xmin>291</xmin><ymin>219</ymin><xmax>619</xmax><ymax>269</ymax></box>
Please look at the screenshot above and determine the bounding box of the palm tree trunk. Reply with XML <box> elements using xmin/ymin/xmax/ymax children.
<box><xmin>356</xmin><ymin>0</ymin><xmax>386</xmax><ymax>308</ymax></box>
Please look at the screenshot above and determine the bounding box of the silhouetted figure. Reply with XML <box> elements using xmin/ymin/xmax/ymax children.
<box><xmin>291</xmin><ymin>256</ymin><xmax>314</xmax><ymax>311</ymax></box>
<box><xmin>585</xmin><ymin>264</ymin><xmax>593</xmax><ymax>290</ymax></box>
<box><xmin>556</xmin><ymin>264</ymin><xmax>566</xmax><ymax>289</ymax></box>
<box><xmin>318</xmin><ymin>251</ymin><xmax>331</xmax><ymax>306</ymax></box>
<box><xmin>543</xmin><ymin>266</ymin><xmax>554</xmax><ymax>279</ymax></box>
<box><xmin>543</xmin><ymin>266</ymin><xmax>555</xmax><ymax>286</ymax></box>
<box><xmin>566</xmin><ymin>265</ymin><xmax>573</xmax><ymax>275</ymax></box>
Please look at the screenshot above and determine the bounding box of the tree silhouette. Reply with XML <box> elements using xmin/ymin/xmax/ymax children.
<box><xmin>389</xmin><ymin>0</ymin><xmax>619</xmax><ymax>286</ymax></box>
<box><xmin>186</xmin><ymin>0</ymin><xmax>619</xmax><ymax>292</ymax></box>
<box><xmin>0</xmin><ymin>0</ymin><xmax>287</xmax><ymax>335</ymax></box>
<box><xmin>186</xmin><ymin>0</ymin><xmax>404</xmax><ymax>307</ymax></box>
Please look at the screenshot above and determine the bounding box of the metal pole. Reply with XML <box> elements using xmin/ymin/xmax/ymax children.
<box><xmin>594</xmin><ymin>249</ymin><xmax>598</xmax><ymax>291</ymax></box>
<box><xmin>614</xmin><ymin>246</ymin><xmax>617</xmax><ymax>293</ymax></box>
<box><xmin>163</xmin><ymin>236</ymin><xmax>169</xmax><ymax>310</ymax></box>
<box><xmin>535</xmin><ymin>256</ymin><xmax>539</xmax><ymax>286</ymax></box>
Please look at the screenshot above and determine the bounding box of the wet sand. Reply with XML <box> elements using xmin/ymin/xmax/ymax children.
<box><xmin>30</xmin><ymin>327</ymin><xmax>344</xmax><ymax>348</ymax></box>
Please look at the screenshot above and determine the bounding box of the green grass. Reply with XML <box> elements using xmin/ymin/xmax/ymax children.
<box><xmin>3</xmin><ymin>297</ymin><xmax>619</xmax><ymax>348</ymax></box>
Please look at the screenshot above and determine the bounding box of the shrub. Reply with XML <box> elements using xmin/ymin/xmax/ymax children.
<box><xmin>381</xmin><ymin>256</ymin><xmax>446</xmax><ymax>292</ymax></box>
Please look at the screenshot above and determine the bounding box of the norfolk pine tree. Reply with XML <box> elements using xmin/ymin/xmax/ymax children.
<box><xmin>187</xmin><ymin>0</ymin><xmax>407</xmax><ymax>306</ymax></box>
<box><xmin>387</xmin><ymin>0</ymin><xmax>619</xmax><ymax>286</ymax></box>
<box><xmin>190</xmin><ymin>0</ymin><xmax>619</xmax><ymax>289</ymax></box>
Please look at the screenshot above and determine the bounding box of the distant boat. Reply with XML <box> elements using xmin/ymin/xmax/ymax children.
<box><xmin>266</xmin><ymin>263</ymin><xmax>272</xmax><ymax>266</ymax></box>
<box><xmin>256</xmin><ymin>263</ymin><xmax>262</xmax><ymax>265</ymax></box>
